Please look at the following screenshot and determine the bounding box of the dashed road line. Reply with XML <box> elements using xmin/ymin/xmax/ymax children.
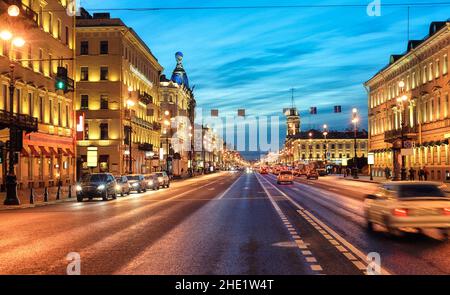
<box><xmin>259</xmin><ymin>174</ymin><xmax>392</xmax><ymax>276</ymax></box>
<box><xmin>216</xmin><ymin>174</ymin><xmax>243</xmax><ymax>199</ymax></box>
<box><xmin>256</xmin><ymin>174</ymin><xmax>324</xmax><ymax>275</ymax></box>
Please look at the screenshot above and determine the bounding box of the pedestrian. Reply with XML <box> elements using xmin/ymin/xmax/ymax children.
<box><xmin>424</xmin><ymin>166</ymin><xmax>429</xmax><ymax>181</ymax></box>
<box><xmin>418</xmin><ymin>167</ymin><xmax>424</xmax><ymax>181</ymax></box>
<box><xmin>384</xmin><ymin>167</ymin><xmax>390</xmax><ymax>179</ymax></box>
<box><xmin>409</xmin><ymin>167</ymin><xmax>415</xmax><ymax>181</ymax></box>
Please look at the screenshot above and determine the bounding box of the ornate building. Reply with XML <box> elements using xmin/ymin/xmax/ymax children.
<box><xmin>75</xmin><ymin>9</ymin><xmax>162</xmax><ymax>176</ymax></box>
<box><xmin>0</xmin><ymin>0</ymin><xmax>76</xmax><ymax>190</ymax></box>
<box><xmin>159</xmin><ymin>52</ymin><xmax>196</xmax><ymax>177</ymax></box>
<box><xmin>283</xmin><ymin>129</ymin><xmax>368</xmax><ymax>166</ymax></box>
<box><xmin>365</xmin><ymin>21</ymin><xmax>450</xmax><ymax>181</ymax></box>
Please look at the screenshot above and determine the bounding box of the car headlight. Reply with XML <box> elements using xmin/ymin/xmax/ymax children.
<box><xmin>132</xmin><ymin>182</ymin><xmax>139</xmax><ymax>187</ymax></box>
<box><xmin>97</xmin><ymin>184</ymin><xmax>106</xmax><ymax>190</ymax></box>
<box><xmin>158</xmin><ymin>177</ymin><xmax>163</xmax><ymax>182</ymax></box>
<box><xmin>148</xmin><ymin>180</ymin><xmax>153</xmax><ymax>185</ymax></box>
<box><xmin>76</xmin><ymin>185</ymin><xmax>82</xmax><ymax>192</ymax></box>
<box><xmin>115</xmin><ymin>184</ymin><xmax>121</xmax><ymax>191</ymax></box>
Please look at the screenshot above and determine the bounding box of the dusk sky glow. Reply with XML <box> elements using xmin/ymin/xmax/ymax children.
<box><xmin>81</xmin><ymin>0</ymin><xmax>449</xmax><ymax>158</ymax></box>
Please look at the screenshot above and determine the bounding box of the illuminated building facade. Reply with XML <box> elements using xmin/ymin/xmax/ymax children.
<box><xmin>75</xmin><ymin>9</ymin><xmax>162</xmax><ymax>176</ymax></box>
<box><xmin>366</xmin><ymin>21</ymin><xmax>450</xmax><ymax>180</ymax></box>
<box><xmin>0</xmin><ymin>0</ymin><xmax>76</xmax><ymax>189</ymax></box>
<box><xmin>282</xmin><ymin>130</ymin><xmax>368</xmax><ymax>165</ymax></box>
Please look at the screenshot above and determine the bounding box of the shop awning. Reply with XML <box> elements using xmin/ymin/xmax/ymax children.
<box><xmin>39</xmin><ymin>146</ymin><xmax>51</xmax><ymax>158</ymax></box>
<box><xmin>21</xmin><ymin>148</ymin><xmax>29</xmax><ymax>157</ymax></box>
<box><xmin>28</xmin><ymin>145</ymin><xmax>41</xmax><ymax>158</ymax></box>
<box><xmin>48</xmin><ymin>147</ymin><xmax>59</xmax><ymax>157</ymax></box>
<box><xmin>66</xmin><ymin>148</ymin><xmax>75</xmax><ymax>157</ymax></box>
<box><xmin>58</xmin><ymin>148</ymin><xmax>69</xmax><ymax>156</ymax></box>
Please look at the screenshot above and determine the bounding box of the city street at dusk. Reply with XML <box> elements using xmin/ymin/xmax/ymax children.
<box><xmin>1</xmin><ymin>0</ymin><xmax>450</xmax><ymax>292</ymax></box>
<box><xmin>1</xmin><ymin>170</ymin><xmax>449</xmax><ymax>275</ymax></box>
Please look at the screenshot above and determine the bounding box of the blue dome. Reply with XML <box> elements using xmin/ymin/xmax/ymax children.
<box><xmin>171</xmin><ymin>51</ymin><xmax>189</xmax><ymax>88</ymax></box>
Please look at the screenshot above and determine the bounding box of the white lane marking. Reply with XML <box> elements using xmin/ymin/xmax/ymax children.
<box><xmin>256</xmin><ymin>174</ymin><xmax>323</xmax><ymax>274</ymax></box>
<box><xmin>217</xmin><ymin>174</ymin><xmax>243</xmax><ymax>200</ymax></box>
<box><xmin>259</xmin><ymin>174</ymin><xmax>392</xmax><ymax>276</ymax></box>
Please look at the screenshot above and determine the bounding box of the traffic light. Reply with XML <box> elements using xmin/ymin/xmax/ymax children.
<box><xmin>55</xmin><ymin>67</ymin><xmax>68</xmax><ymax>92</ymax></box>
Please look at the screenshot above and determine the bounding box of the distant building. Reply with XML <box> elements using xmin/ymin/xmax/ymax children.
<box><xmin>75</xmin><ymin>9</ymin><xmax>163</xmax><ymax>176</ymax></box>
<box><xmin>282</xmin><ymin>129</ymin><xmax>368</xmax><ymax>165</ymax></box>
<box><xmin>365</xmin><ymin>20</ymin><xmax>450</xmax><ymax>181</ymax></box>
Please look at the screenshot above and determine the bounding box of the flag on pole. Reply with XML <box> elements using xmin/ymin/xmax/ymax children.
<box><xmin>334</xmin><ymin>105</ymin><xmax>342</xmax><ymax>113</ymax></box>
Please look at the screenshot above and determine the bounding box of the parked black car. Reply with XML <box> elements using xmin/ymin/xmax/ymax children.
<box><xmin>76</xmin><ymin>173</ymin><xmax>118</xmax><ymax>202</ymax></box>
<box><xmin>126</xmin><ymin>174</ymin><xmax>147</xmax><ymax>193</ymax></box>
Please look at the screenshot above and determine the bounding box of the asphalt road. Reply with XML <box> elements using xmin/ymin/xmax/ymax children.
<box><xmin>0</xmin><ymin>171</ymin><xmax>448</xmax><ymax>275</ymax></box>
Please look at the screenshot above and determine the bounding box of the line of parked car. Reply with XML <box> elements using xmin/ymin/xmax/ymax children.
<box><xmin>76</xmin><ymin>171</ymin><xmax>171</xmax><ymax>202</ymax></box>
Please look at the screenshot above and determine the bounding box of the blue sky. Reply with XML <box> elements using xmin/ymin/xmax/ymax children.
<box><xmin>81</xmin><ymin>0</ymin><xmax>449</xmax><ymax>158</ymax></box>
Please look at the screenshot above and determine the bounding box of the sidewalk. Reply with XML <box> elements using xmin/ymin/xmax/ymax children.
<box><xmin>0</xmin><ymin>185</ymin><xmax>76</xmax><ymax>211</ymax></box>
<box><xmin>338</xmin><ymin>174</ymin><xmax>385</xmax><ymax>184</ymax></box>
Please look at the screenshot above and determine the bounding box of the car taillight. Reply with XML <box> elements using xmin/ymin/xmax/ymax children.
<box><xmin>393</xmin><ymin>208</ymin><xmax>408</xmax><ymax>217</ymax></box>
<box><xmin>443</xmin><ymin>208</ymin><xmax>450</xmax><ymax>216</ymax></box>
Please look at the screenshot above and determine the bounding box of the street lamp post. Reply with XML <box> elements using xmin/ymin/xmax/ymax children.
<box><xmin>163</xmin><ymin>110</ymin><xmax>171</xmax><ymax>173</ymax></box>
<box><xmin>352</xmin><ymin>108</ymin><xmax>359</xmax><ymax>179</ymax></box>
<box><xmin>396</xmin><ymin>82</ymin><xmax>408</xmax><ymax>181</ymax></box>
<box><xmin>126</xmin><ymin>88</ymin><xmax>135</xmax><ymax>174</ymax></box>
<box><xmin>2</xmin><ymin>24</ymin><xmax>27</xmax><ymax>205</ymax></box>
<box><xmin>322</xmin><ymin>124</ymin><xmax>328</xmax><ymax>162</ymax></box>
<box><xmin>308</xmin><ymin>132</ymin><xmax>313</xmax><ymax>162</ymax></box>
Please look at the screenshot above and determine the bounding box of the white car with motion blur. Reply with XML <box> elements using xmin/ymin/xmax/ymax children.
<box><xmin>364</xmin><ymin>182</ymin><xmax>450</xmax><ymax>240</ymax></box>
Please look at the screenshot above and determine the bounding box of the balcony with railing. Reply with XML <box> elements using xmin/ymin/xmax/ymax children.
<box><xmin>0</xmin><ymin>110</ymin><xmax>38</xmax><ymax>132</ymax></box>
<box><xmin>384</xmin><ymin>125</ymin><xmax>418</xmax><ymax>143</ymax></box>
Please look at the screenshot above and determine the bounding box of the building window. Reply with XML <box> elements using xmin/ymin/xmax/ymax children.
<box><xmin>57</xmin><ymin>19</ymin><xmax>62</xmax><ymax>39</ymax></box>
<box><xmin>80</xmin><ymin>95</ymin><xmax>88</xmax><ymax>110</ymax></box>
<box><xmin>412</xmin><ymin>72</ymin><xmax>416</xmax><ymax>89</ymax></box>
<box><xmin>445</xmin><ymin>93</ymin><xmax>449</xmax><ymax>118</ymax></box>
<box><xmin>100</xmin><ymin>95</ymin><xmax>108</xmax><ymax>109</ymax></box>
<box><xmin>84</xmin><ymin>123</ymin><xmax>89</xmax><ymax>140</ymax></box>
<box><xmin>100</xmin><ymin>41</ymin><xmax>108</xmax><ymax>55</ymax></box>
<box><xmin>80</xmin><ymin>67</ymin><xmax>89</xmax><ymax>81</ymax></box>
<box><xmin>2</xmin><ymin>85</ymin><xmax>7</xmax><ymax>110</ymax></box>
<box><xmin>65</xmin><ymin>26</ymin><xmax>69</xmax><ymax>45</ymax></box>
<box><xmin>38</xmin><ymin>49</ymin><xmax>43</xmax><ymax>73</ymax></box>
<box><xmin>28</xmin><ymin>93</ymin><xmax>33</xmax><ymax>116</ymax></box>
<box><xmin>49</xmin><ymin>100</ymin><xmax>53</xmax><ymax>124</ymax></box>
<box><xmin>66</xmin><ymin>105</ymin><xmax>69</xmax><ymax>127</ymax></box>
<box><xmin>48</xmin><ymin>12</ymin><xmax>53</xmax><ymax>34</ymax></box>
<box><xmin>39</xmin><ymin>96</ymin><xmax>44</xmax><ymax>122</ymax></box>
<box><xmin>100</xmin><ymin>67</ymin><xmax>108</xmax><ymax>81</ymax></box>
<box><xmin>429</xmin><ymin>63</ymin><xmax>433</xmax><ymax>81</ymax></box>
<box><xmin>423</xmin><ymin>65</ymin><xmax>427</xmax><ymax>84</ymax></box>
<box><xmin>436</xmin><ymin>59</ymin><xmax>440</xmax><ymax>78</ymax></box>
<box><xmin>100</xmin><ymin>123</ymin><xmax>108</xmax><ymax>140</ymax></box>
<box><xmin>58</xmin><ymin>102</ymin><xmax>62</xmax><ymax>126</ymax></box>
<box><xmin>80</xmin><ymin>41</ymin><xmax>88</xmax><ymax>55</ymax></box>
<box><xmin>444</xmin><ymin>55</ymin><xmax>448</xmax><ymax>75</ymax></box>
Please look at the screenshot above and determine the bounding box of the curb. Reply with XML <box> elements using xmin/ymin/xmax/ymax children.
<box><xmin>0</xmin><ymin>197</ymin><xmax>76</xmax><ymax>211</ymax></box>
<box><xmin>340</xmin><ymin>177</ymin><xmax>382</xmax><ymax>184</ymax></box>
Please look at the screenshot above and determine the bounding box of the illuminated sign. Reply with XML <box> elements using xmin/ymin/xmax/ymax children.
<box><xmin>367</xmin><ymin>153</ymin><xmax>375</xmax><ymax>165</ymax></box>
<box><xmin>87</xmin><ymin>146</ymin><xmax>98</xmax><ymax>167</ymax></box>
